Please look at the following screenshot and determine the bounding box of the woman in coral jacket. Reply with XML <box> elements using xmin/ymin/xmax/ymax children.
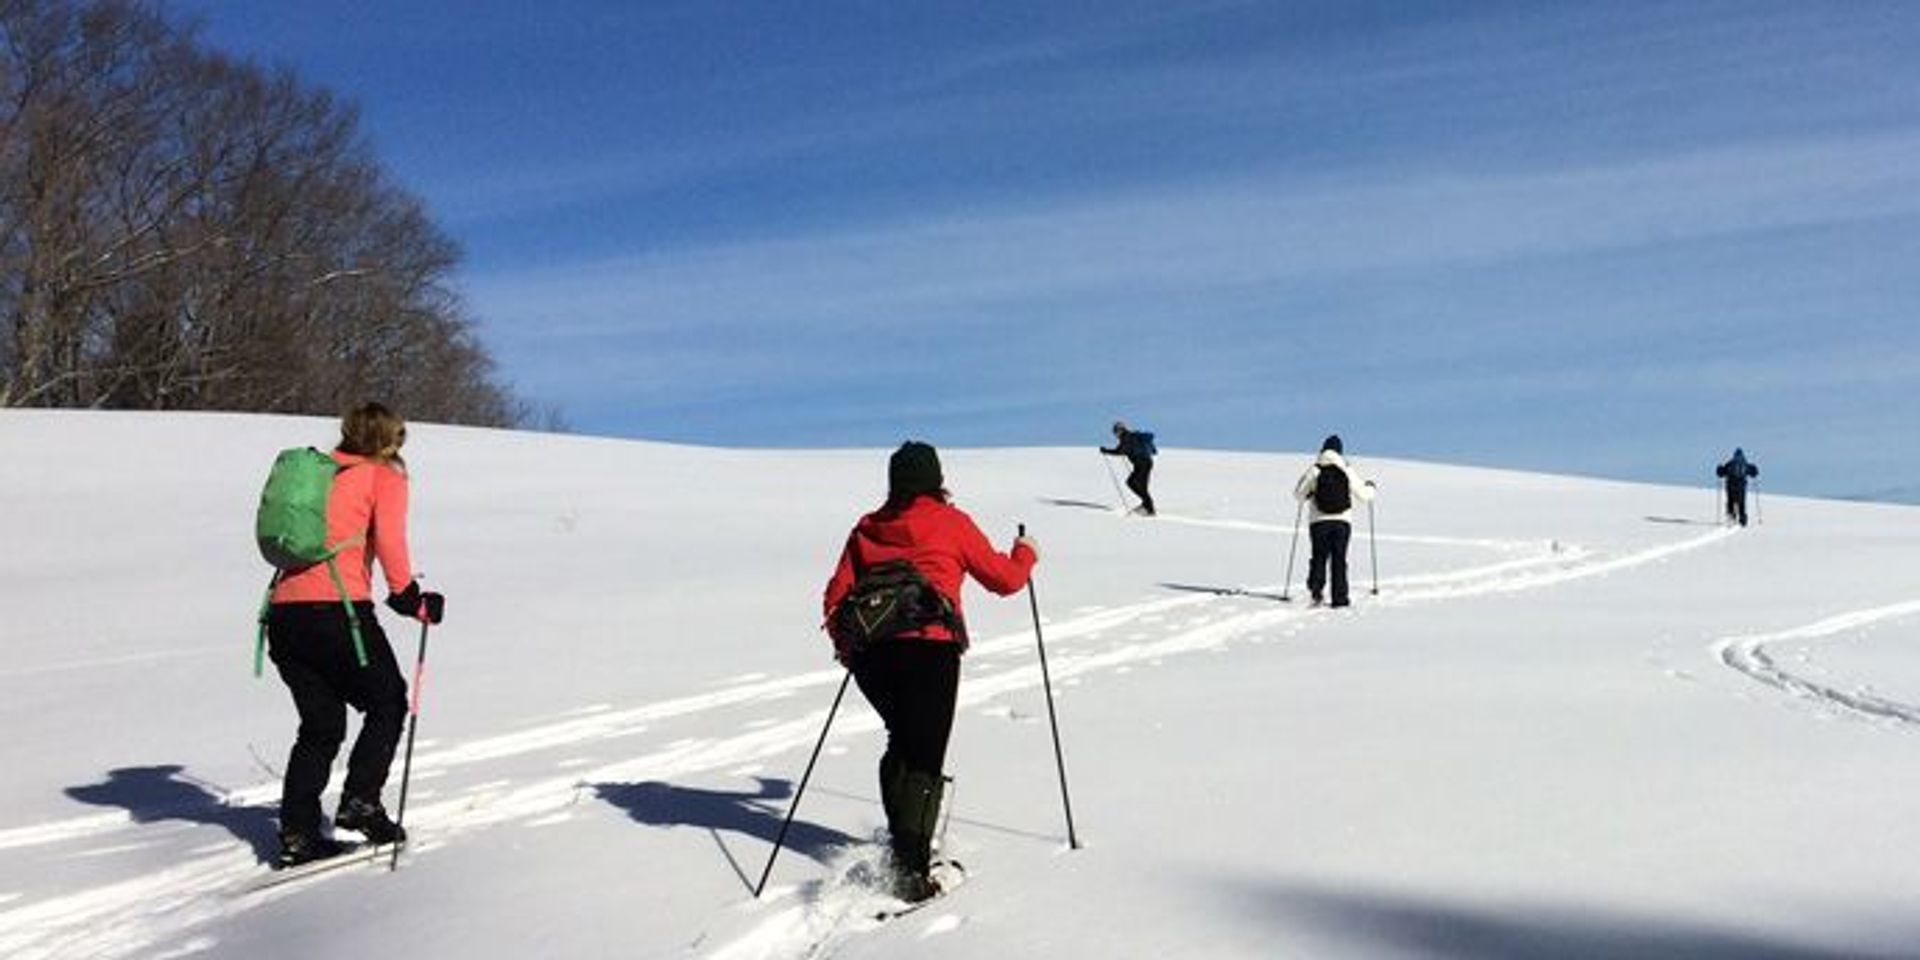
<box><xmin>823</xmin><ymin>441</ymin><xmax>1038</xmax><ymax>902</ymax></box>
<box><xmin>267</xmin><ymin>402</ymin><xmax>444</xmax><ymax>866</ymax></box>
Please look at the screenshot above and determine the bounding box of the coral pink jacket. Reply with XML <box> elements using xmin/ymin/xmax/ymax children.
<box><xmin>271</xmin><ymin>451</ymin><xmax>414</xmax><ymax>603</ymax></box>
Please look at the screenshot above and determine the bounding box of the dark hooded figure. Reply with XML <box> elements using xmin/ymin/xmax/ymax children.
<box><xmin>1100</xmin><ymin>420</ymin><xmax>1158</xmax><ymax>516</ymax></box>
<box><xmin>1715</xmin><ymin>448</ymin><xmax>1760</xmax><ymax>526</ymax></box>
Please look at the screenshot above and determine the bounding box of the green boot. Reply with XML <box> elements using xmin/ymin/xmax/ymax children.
<box><xmin>888</xmin><ymin>769</ymin><xmax>945</xmax><ymax>902</ymax></box>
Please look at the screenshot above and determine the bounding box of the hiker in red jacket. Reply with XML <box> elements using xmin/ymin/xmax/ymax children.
<box><xmin>823</xmin><ymin>441</ymin><xmax>1038</xmax><ymax>902</ymax></box>
<box><xmin>266</xmin><ymin>403</ymin><xmax>444</xmax><ymax>866</ymax></box>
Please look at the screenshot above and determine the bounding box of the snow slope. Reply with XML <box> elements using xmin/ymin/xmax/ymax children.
<box><xmin>3</xmin><ymin>410</ymin><xmax>1919</xmax><ymax>959</ymax></box>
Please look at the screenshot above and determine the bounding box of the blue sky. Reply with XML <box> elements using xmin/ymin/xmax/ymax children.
<box><xmin>172</xmin><ymin>1</ymin><xmax>1919</xmax><ymax>497</ymax></box>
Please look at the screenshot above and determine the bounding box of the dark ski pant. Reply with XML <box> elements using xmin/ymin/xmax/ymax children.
<box><xmin>1126</xmin><ymin>456</ymin><xmax>1155</xmax><ymax>515</ymax></box>
<box><xmin>267</xmin><ymin>601</ymin><xmax>407</xmax><ymax>836</ymax></box>
<box><xmin>1307</xmin><ymin>519</ymin><xmax>1353</xmax><ymax>607</ymax></box>
<box><xmin>1725</xmin><ymin>482</ymin><xmax>1749</xmax><ymax>526</ymax></box>
<box><xmin>852</xmin><ymin>640</ymin><xmax>959</xmax><ymax>872</ymax></box>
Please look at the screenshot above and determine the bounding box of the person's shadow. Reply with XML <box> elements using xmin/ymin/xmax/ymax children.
<box><xmin>65</xmin><ymin>765</ymin><xmax>280</xmax><ymax>863</ymax></box>
<box><xmin>594</xmin><ymin>778</ymin><xmax>860</xmax><ymax>891</ymax></box>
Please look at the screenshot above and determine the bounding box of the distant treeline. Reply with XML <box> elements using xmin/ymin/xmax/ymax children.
<box><xmin>1</xmin><ymin>0</ymin><xmax>544</xmax><ymax>428</ymax></box>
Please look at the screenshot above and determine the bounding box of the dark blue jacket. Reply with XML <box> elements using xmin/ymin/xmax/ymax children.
<box><xmin>1102</xmin><ymin>430</ymin><xmax>1155</xmax><ymax>461</ymax></box>
<box><xmin>1715</xmin><ymin>452</ymin><xmax>1758</xmax><ymax>487</ymax></box>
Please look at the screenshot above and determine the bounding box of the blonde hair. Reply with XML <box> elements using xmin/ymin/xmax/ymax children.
<box><xmin>338</xmin><ymin>402</ymin><xmax>407</xmax><ymax>464</ymax></box>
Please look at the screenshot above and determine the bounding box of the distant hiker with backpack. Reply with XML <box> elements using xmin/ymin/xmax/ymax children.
<box><xmin>1293</xmin><ymin>434</ymin><xmax>1375</xmax><ymax>608</ymax></box>
<box><xmin>823</xmin><ymin>441</ymin><xmax>1039</xmax><ymax>903</ymax></box>
<box><xmin>1715</xmin><ymin>448</ymin><xmax>1760</xmax><ymax>526</ymax></box>
<box><xmin>1100</xmin><ymin>420</ymin><xmax>1158</xmax><ymax>516</ymax></box>
<box><xmin>257</xmin><ymin>402</ymin><xmax>444</xmax><ymax>867</ymax></box>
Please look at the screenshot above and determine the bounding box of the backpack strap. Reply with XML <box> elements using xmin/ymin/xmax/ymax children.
<box><xmin>324</xmin><ymin>555</ymin><xmax>370</xmax><ymax>668</ymax></box>
<box><xmin>255</xmin><ymin>570</ymin><xmax>283</xmax><ymax>677</ymax></box>
<box><xmin>255</xmin><ymin>534</ymin><xmax>371</xmax><ymax>674</ymax></box>
<box><xmin>320</xmin><ymin>469</ymin><xmax>371</xmax><ymax>668</ymax></box>
<box><xmin>320</xmin><ymin>533</ymin><xmax>370</xmax><ymax>667</ymax></box>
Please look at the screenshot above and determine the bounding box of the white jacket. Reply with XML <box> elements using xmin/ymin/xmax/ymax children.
<box><xmin>1293</xmin><ymin>449</ymin><xmax>1374</xmax><ymax>524</ymax></box>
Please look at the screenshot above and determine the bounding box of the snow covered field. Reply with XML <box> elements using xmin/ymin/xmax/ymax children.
<box><xmin>3</xmin><ymin>410</ymin><xmax>1919</xmax><ymax>959</ymax></box>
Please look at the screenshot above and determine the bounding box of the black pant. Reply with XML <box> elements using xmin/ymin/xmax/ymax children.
<box><xmin>267</xmin><ymin>602</ymin><xmax>407</xmax><ymax>835</ymax></box>
<box><xmin>854</xmin><ymin>639</ymin><xmax>959</xmax><ymax>859</ymax></box>
<box><xmin>1307</xmin><ymin>520</ymin><xmax>1353</xmax><ymax>606</ymax></box>
<box><xmin>1126</xmin><ymin>456</ymin><xmax>1155</xmax><ymax>514</ymax></box>
<box><xmin>1725</xmin><ymin>483</ymin><xmax>1749</xmax><ymax>526</ymax></box>
<box><xmin>853</xmin><ymin>641</ymin><xmax>961</xmax><ymax>780</ymax></box>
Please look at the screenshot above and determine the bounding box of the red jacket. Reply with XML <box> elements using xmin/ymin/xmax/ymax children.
<box><xmin>823</xmin><ymin>497</ymin><xmax>1036</xmax><ymax>652</ymax></box>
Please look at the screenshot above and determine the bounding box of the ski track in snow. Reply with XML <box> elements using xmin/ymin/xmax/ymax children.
<box><xmin>1141</xmin><ymin>510</ymin><xmax>1540</xmax><ymax>553</ymax></box>
<box><xmin>0</xmin><ymin>523</ymin><xmax>1737</xmax><ymax>960</ymax></box>
<box><xmin>1713</xmin><ymin>599</ymin><xmax>1920</xmax><ymax>724</ymax></box>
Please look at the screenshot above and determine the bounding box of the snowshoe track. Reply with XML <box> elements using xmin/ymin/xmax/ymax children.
<box><xmin>1713</xmin><ymin>599</ymin><xmax>1920</xmax><ymax>725</ymax></box>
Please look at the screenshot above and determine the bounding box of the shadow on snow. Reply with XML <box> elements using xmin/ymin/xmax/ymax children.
<box><xmin>65</xmin><ymin>764</ymin><xmax>280</xmax><ymax>863</ymax></box>
<box><xmin>1252</xmin><ymin>881</ymin><xmax>1909</xmax><ymax>960</ymax></box>
<box><xmin>1159</xmin><ymin>581</ymin><xmax>1292</xmax><ymax>603</ymax></box>
<box><xmin>593</xmin><ymin>778</ymin><xmax>860</xmax><ymax>891</ymax></box>
<box><xmin>1038</xmin><ymin>496</ymin><xmax>1119</xmax><ymax>513</ymax></box>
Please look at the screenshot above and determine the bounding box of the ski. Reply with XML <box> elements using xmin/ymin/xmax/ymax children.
<box><xmin>238</xmin><ymin>842</ymin><xmax>397</xmax><ymax>894</ymax></box>
<box><xmin>871</xmin><ymin>860</ymin><xmax>967</xmax><ymax>921</ymax></box>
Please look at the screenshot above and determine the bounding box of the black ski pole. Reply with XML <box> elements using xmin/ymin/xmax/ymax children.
<box><xmin>390</xmin><ymin>615</ymin><xmax>431</xmax><ymax>871</ymax></box>
<box><xmin>754</xmin><ymin>670</ymin><xmax>852</xmax><ymax>897</ymax></box>
<box><xmin>1020</xmin><ymin>524</ymin><xmax>1080</xmax><ymax>850</ymax></box>
<box><xmin>1280</xmin><ymin>499</ymin><xmax>1304</xmax><ymax>602</ymax></box>
<box><xmin>1367</xmin><ymin>498</ymin><xmax>1380</xmax><ymax>596</ymax></box>
<box><xmin>1099</xmin><ymin>451</ymin><xmax>1128</xmax><ymax>513</ymax></box>
<box><xmin>1753</xmin><ymin>479</ymin><xmax>1763</xmax><ymax>526</ymax></box>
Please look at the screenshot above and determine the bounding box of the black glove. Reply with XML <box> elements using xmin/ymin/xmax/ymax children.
<box><xmin>386</xmin><ymin>581</ymin><xmax>446</xmax><ymax>624</ymax></box>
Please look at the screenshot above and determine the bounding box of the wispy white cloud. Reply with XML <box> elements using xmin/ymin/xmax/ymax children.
<box><xmin>471</xmin><ymin>129</ymin><xmax>1920</xmax><ymax>344</ymax></box>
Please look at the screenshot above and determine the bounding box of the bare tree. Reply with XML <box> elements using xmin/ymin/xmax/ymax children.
<box><xmin>0</xmin><ymin>0</ymin><xmax>534</xmax><ymax>427</ymax></box>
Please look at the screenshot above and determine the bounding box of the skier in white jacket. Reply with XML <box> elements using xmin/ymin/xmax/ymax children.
<box><xmin>1292</xmin><ymin>435</ymin><xmax>1375</xmax><ymax>607</ymax></box>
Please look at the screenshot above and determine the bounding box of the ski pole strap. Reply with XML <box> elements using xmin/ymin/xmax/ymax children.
<box><xmin>324</xmin><ymin>557</ymin><xmax>370</xmax><ymax>668</ymax></box>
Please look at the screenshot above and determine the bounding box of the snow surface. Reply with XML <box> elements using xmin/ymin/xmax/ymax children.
<box><xmin>3</xmin><ymin>409</ymin><xmax>1920</xmax><ymax>959</ymax></box>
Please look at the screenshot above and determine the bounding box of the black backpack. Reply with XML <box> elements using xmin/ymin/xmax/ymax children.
<box><xmin>831</xmin><ymin>560</ymin><xmax>964</xmax><ymax>656</ymax></box>
<box><xmin>1312</xmin><ymin>465</ymin><xmax>1351</xmax><ymax>513</ymax></box>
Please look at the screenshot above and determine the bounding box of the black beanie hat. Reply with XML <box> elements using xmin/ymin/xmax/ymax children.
<box><xmin>1322</xmin><ymin>434</ymin><xmax>1343</xmax><ymax>454</ymax></box>
<box><xmin>889</xmin><ymin>441</ymin><xmax>944</xmax><ymax>498</ymax></box>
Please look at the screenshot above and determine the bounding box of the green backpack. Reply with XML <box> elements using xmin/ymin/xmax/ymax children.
<box><xmin>253</xmin><ymin>447</ymin><xmax>367</xmax><ymax>675</ymax></box>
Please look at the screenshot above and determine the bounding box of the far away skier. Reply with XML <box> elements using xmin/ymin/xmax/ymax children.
<box><xmin>1100</xmin><ymin>420</ymin><xmax>1157</xmax><ymax>516</ymax></box>
<box><xmin>1715</xmin><ymin>448</ymin><xmax>1760</xmax><ymax>526</ymax></box>
<box><xmin>1293</xmin><ymin>434</ymin><xmax>1375</xmax><ymax>608</ymax></box>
